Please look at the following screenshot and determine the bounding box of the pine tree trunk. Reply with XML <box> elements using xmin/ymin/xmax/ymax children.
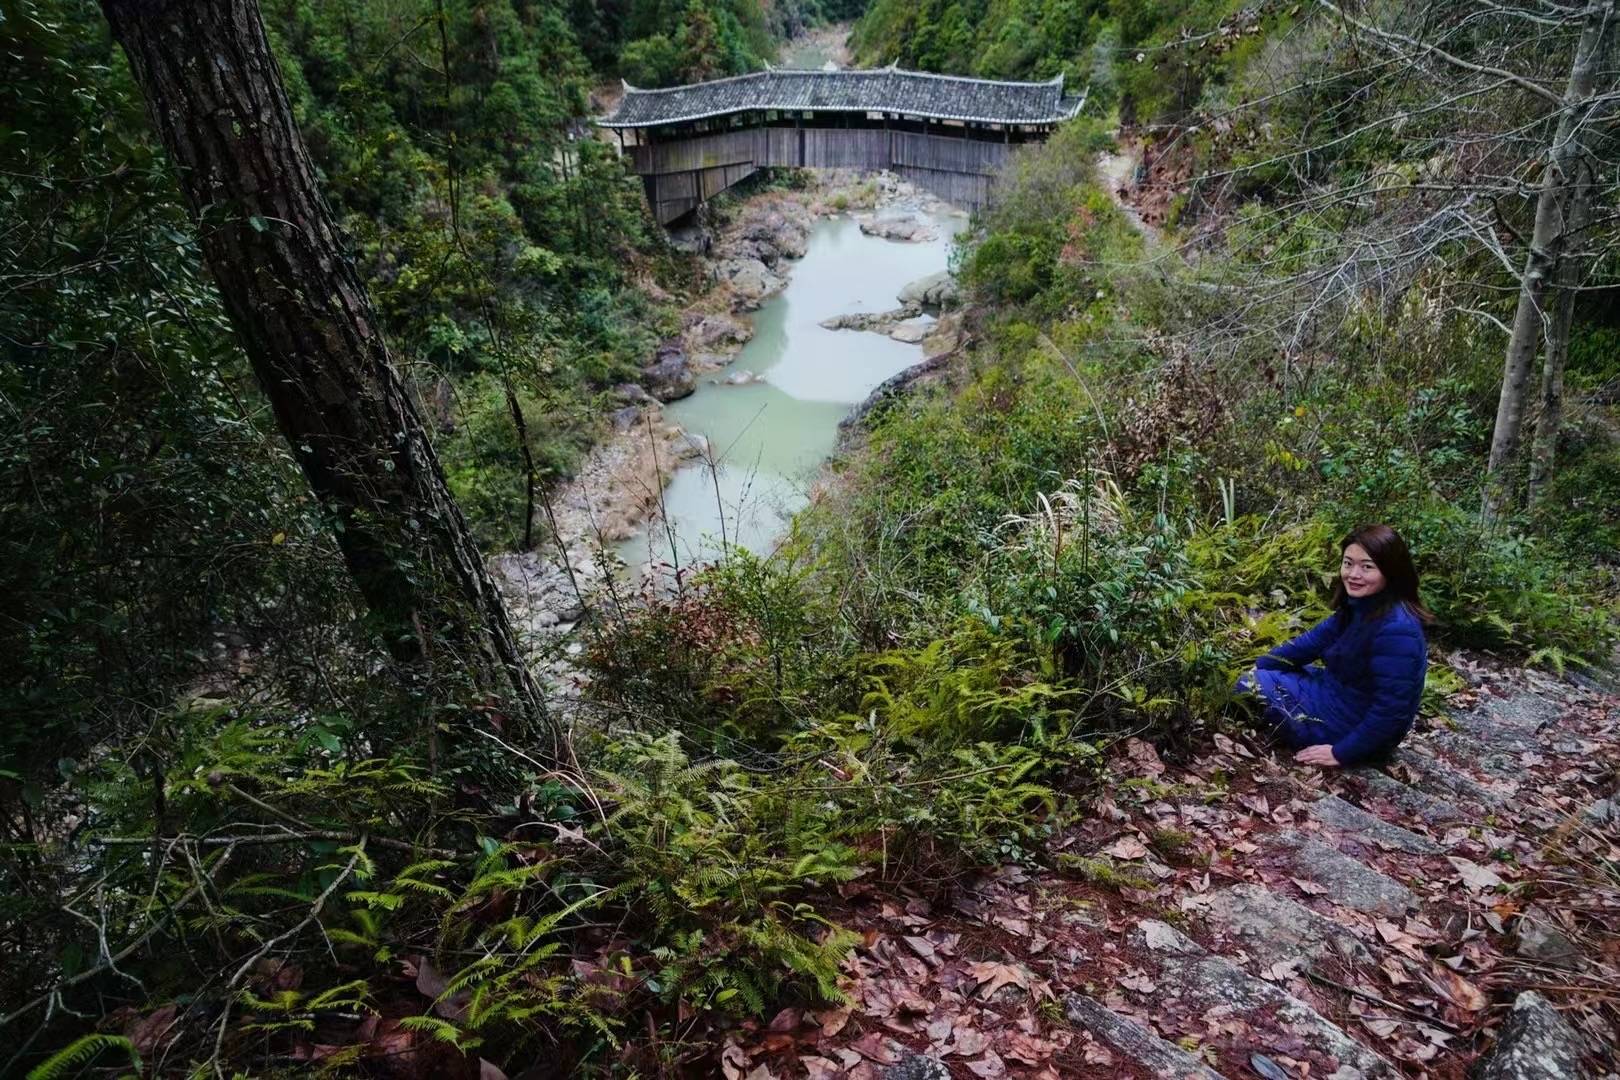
<box><xmin>100</xmin><ymin>0</ymin><xmax>557</xmax><ymax>753</ymax></box>
<box><xmin>1526</xmin><ymin>167</ymin><xmax>1593</xmax><ymax>511</ymax></box>
<box><xmin>1482</xmin><ymin>0</ymin><xmax>1615</xmax><ymax>521</ymax></box>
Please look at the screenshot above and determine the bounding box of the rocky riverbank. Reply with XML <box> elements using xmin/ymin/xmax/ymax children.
<box><xmin>488</xmin><ymin>170</ymin><xmax>965</xmax><ymax>660</ymax></box>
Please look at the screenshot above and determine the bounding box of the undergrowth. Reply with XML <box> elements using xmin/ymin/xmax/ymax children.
<box><xmin>11</xmin><ymin>84</ymin><xmax>1618</xmax><ymax>1080</ymax></box>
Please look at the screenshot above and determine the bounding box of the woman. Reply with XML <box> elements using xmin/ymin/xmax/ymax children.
<box><xmin>1237</xmin><ymin>524</ymin><xmax>1433</xmax><ymax>768</ymax></box>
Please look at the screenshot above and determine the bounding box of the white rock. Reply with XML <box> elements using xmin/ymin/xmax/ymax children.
<box><xmin>888</xmin><ymin>317</ymin><xmax>934</xmax><ymax>344</ymax></box>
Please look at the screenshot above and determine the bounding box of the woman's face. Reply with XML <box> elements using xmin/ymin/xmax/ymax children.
<box><xmin>1340</xmin><ymin>543</ymin><xmax>1386</xmax><ymax>598</ymax></box>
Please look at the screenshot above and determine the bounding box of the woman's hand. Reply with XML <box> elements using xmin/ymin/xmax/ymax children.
<box><xmin>1293</xmin><ymin>744</ymin><xmax>1340</xmax><ymax>767</ymax></box>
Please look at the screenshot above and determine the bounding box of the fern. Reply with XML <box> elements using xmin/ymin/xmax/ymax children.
<box><xmin>398</xmin><ymin>1014</ymin><xmax>480</xmax><ymax>1050</ymax></box>
<box><xmin>27</xmin><ymin>1035</ymin><xmax>140</xmax><ymax>1080</ymax></box>
<box><xmin>343</xmin><ymin>889</ymin><xmax>404</xmax><ymax>911</ymax></box>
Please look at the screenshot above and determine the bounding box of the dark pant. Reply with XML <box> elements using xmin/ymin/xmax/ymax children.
<box><xmin>1234</xmin><ymin>671</ymin><xmax>1313</xmax><ymax>749</ymax></box>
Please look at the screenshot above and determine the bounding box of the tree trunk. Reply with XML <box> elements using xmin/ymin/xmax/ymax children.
<box><xmin>1482</xmin><ymin>0</ymin><xmax>1615</xmax><ymax>521</ymax></box>
<box><xmin>100</xmin><ymin>0</ymin><xmax>557</xmax><ymax>753</ymax></box>
<box><xmin>1526</xmin><ymin>165</ymin><xmax>1594</xmax><ymax>511</ymax></box>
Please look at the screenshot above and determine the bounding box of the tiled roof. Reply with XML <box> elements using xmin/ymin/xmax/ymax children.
<box><xmin>599</xmin><ymin>67</ymin><xmax>1085</xmax><ymax>128</ymax></box>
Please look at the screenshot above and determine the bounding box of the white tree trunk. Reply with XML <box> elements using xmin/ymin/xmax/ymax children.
<box><xmin>1526</xmin><ymin>167</ymin><xmax>1593</xmax><ymax>511</ymax></box>
<box><xmin>1482</xmin><ymin>0</ymin><xmax>1615</xmax><ymax>521</ymax></box>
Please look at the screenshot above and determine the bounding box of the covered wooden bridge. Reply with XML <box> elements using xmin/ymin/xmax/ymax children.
<box><xmin>598</xmin><ymin>67</ymin><xmax>1085</xmax><ymax>224</ymax></box>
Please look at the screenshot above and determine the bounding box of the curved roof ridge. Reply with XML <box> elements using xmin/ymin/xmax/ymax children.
<box><xmin>880</xmin><ymin>68</ymin><xmax>1065</xmax><ymax>89</ymax></box>
<box><xmin>600</xmin><ymin>68</ymin><xmax>1082</xmax><ymax>128</ymax></box>
<box><xmin>619</xmin><ymin>66</ymin><xmax>1066</xmax><ymax>96</ymax></box>
<box><xmin>617</xmin><ymin>69</ymin><xmax>774</xmax><ymax>96</ymax></box>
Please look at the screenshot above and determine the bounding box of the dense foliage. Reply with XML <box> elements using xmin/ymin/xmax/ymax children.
<box><xmin>3</xmin><ymin>0</ymin><xmax>1617</xmax><ymax>1076</ymax></box>
<box><xmin>851</xmin><ymin>0</ymin><xmax>1281</xmax><ymax>123</ymax></box>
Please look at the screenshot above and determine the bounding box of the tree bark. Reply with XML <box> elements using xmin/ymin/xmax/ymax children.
<box><xmin>1526</xmin><ymin>165</ymin><xmax>1594</xmax><ymax>511</ymax></box>
<box><xmin>1482</xmin><ymin>0</ymin><xmax>1615</xmax><ymax>522</ymax></box>
<box><xmin>100</xmin><ymin>0</ymin><xmax>557</xmax><ymax>752</ymax></box>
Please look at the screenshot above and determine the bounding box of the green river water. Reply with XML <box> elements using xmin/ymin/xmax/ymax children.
<box><xmin>617</xmin><ymin>210</ymin><xmax>964</xmax><ymax>575</ymax></box>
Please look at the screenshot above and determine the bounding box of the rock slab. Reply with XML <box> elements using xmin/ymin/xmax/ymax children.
<box><xmin>1202</xmin><ymin>883</ymin><xmax>1372</xmax><ymax>969</ymax></box>
<box><xmin>1349</xmin><ymin>768</ymin><xmax>1465</xmax><ymax>826</ymax></box>
<box><xmin>1270</xmin><ymin>831</ymin><xmax>1417</xmax><ymax>916</ymax></box>
<box><xmin>1308</xmin><ymin>794</ymin><xmax>1445</xmax><ymax>855</ymax></box>
<box><xmin>1473</xmin><ymin>991</ymin><xmax>1588</xmax><ymax>1080</ymax></box>
<box><xmin>1131</xmin><ymin>920</ymin><xmax>1399</xmax><ymax>1079</ymax></box>
<box><xmin>1390</xmin><ymin>744</ymin><xmax>1513</xmax><ymax>808</ymax></box>
<box><xmin>1514</xmin><ymin>907</ymin><xmax>1581</xmax><ymax>967</ymax></box>
<box><xmin>882</xmin><ymin>1054</ymin><xmax>951</xmax><ymax>1080</ymax></box>
<box><xmin>1064</xmin><ymin>993</ymin><xmax>1227</xmax><ymax>1079</ymax></box>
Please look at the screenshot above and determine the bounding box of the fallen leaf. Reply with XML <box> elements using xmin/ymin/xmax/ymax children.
<box><xmin>994</xmin><ymin>915</ymin><xmax>1031</xmax><ymax>936</ymax></box>
<box><xmin>951</xmin><ymin>1028</ymin><xmax>990</xmax><ymax>1057</ymax></box>
<box><xmin>1120</xmin><ymin>972</ymin><xmax>1157</xmax><ymax>994</ymax></box>
<box><xmin>967</xmin><ymin>960</ymin><xmax>1033</xmax><ymax>1000</ymax></box>
<box><xmin>851</xmin><ymin>1033</ymin><xmax>903</xmax><ymax>1065</ymax></box>
<box><xmin>415</xmin><ymin>956</ymin><xmax>471</xmax><ymax>1021</ymax></box>
<box><xmin>965</xmin><ymin>1050</ymin><xmax>1008</xmax><ymax>1078</ymax></box>
<box><xmin>800</xmin><ymin>1057</ymin><xmax>843</xmax><ymax>1080</ymax></box>
<box><xmin>1362</xmin><ymin>1017</ymin><xmax>1400</xmax><ymax>1038</ymax></box>
<box><xmin>767</xmin><ymin>1007</ymin><xmax>801</xmax><ymax>1032</ymax></box>
<box><xmin>1262</xmin><ymin>958</ymin><xmax>1303</xmax><ymax>982</ymax></box>
<box><xmin>1447</xmin><ymin>857</ymin><xmax>1504</xmax><ymax>891</ymax></box>
<box><xmin>1441</xmin><ymin>969</ymin><xmax>1487</xmax><ymax>1011</ymax></box>
<box><xmin>1102</xmin><ymin>836</ymin><xmax>1150</xmax><ymax>860</ymax></box>
<box><xmin>125</xmin><ymin>1005</ymin><xmax>180</xmax><ymax>1055</ymax></box>
<box><xmin>814</xmin><ymin>1007</ymin><xmax>852</xmax><ymax>1037</ymax></box>
<box><xmin>1140</xmin><ymin>921</ymin><xmax>1187</xmax><ymax>952</ymax></box>
<box><xmin>1124</xmin><ymin>737</ymin><xmax>1166</xmax><ymax>777</ymax></box>
<box><xmin>720</xmin><ymin>1038</ymin><xmax>750</xmax><ymax>1080</ymax></box>
<box><xmin>903</xmin><ymin>935</ymin><xmax>936</xmax><ymax>962</ymax></box>
<box><xmin>1003</xmin><ymin>1032</ymin><xmax>1056</xmax><ymax>1065</ymax></box>
<box><xmin>1083</xmin><ymin>1039</ymin><xmax>1115</xmax><ymax>1065</ymax></box>
<box><xmin>1291</xmin><ymin>877</ymin><xmax>1329</xmax><ymax>896</ymax></box>
<box><xmin>1417</xmin><ymin>1023</ymin><xmax>1453</xmax><ymax>1045</ymax></box>
<box><xmin>253</xmin><ymin>958</ymin><xmax>304</xmax><ymax>991</ymax></box>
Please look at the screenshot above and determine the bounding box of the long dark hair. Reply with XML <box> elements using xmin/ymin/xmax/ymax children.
<box><xmin>1330</xmin><ymin>524</ymin><xmax>1434</xmax><ymax>626</ymax></box>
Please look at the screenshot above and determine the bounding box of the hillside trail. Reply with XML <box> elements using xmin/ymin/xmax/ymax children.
<box><xmin>714</xmin><ymin>136</ymin><xmax>1618</xmax><ymax>1080</ymax></box>
<box><xmin>719</xmin><ymin>661</ymin><xmax>1620</xmax><ymax>1079</ymax></box>
<box><xmin>1096</xmin><ymin>141</ymin><xmax>1161</xmax><ymax>251</ymax></box>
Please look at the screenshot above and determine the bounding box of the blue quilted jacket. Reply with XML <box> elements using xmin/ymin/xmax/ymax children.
<box><xmin>1253</xmin><ymin>595</ymin><xmax>1428</xmax><ymax>765</ymax></box>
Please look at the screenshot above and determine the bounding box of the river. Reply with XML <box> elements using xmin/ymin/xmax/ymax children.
<box><xmin>616</xmin><ymin>209</ymin><xmax>963</xmax><ymax>575</ymax></box>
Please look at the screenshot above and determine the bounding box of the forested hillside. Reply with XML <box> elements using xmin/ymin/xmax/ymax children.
<box><xmin>850</xmin><ymin>0</ymin><xmax>1277</xmax><ymax>123</ymax></box>
<box><xmin>3</xmin><ymin>0</ymin><xmax>1619</xmax><ymax>1077</ymax></box>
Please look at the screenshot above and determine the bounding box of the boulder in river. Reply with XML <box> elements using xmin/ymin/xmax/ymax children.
<box><xmin>859</xmin><ymin>212</ymin><xmax>935</xmax><ymax>242</ymax></box>
<box><xmin>897</xmin><ymin>269</ymin><xmax>959</xmax><ymax>308</ymax></box>
<box><xmin>641</xmin><ymin>342</ymin><xmax>695</xmax><ymax>402</ymax></box>
<box><xmin>888</xmin><ymin>316</ymin><xmax>934</xmax><ymax>344</ymax></box>
<box><xmin>820</xmin><ymin>308</ymin><xmax>914</xmax><ymax>332</ymax></box>
<box><xmin>685</xmin><ymin>312</ymin><xmax>753</xmax><ymax>350</ymax></box>
<box><xmin>715</xmin><ymin>257</ymin><xmax>786</xmax><ymax>308</ymax></box>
